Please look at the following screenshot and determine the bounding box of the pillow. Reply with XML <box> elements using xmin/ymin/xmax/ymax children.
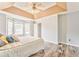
<box><xmin>6</xmin><ymin>35</ymin><xmax>15</xmax><ymax>43</ymax></box>
<box><xmin>12</xmin><ymin>35</ymin><xmax>19</xmax><ymax>42</ymax></box>
<box><xmin>0</xmin><ymin>39</ymin><xmax>5</xmax><ymax>47</ymax></box>
<box><xmin>0</xmin><ymin>33</ymin><xmax>3</xmax><ymax>37</ymax></box>
<box><xmin>0</xmin><ymin>44</ymin><xmax>12</xmax><ymax>50</ymax></box>
<box><xmin>0</xmin><ymin>36</ymin><xmax>8</xmax><ymax>44</ymax></box>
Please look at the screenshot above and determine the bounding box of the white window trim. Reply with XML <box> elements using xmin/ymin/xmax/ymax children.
<box><xmin>6</xmin><ymin>16</ymin><xmax>32</xmax><ymax>36</ymax></box>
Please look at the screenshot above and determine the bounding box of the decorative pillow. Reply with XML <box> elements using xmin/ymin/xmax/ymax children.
<box><xmin>0</xmin><ymin>44</ymin><xmax>12</xmax><ymax>50</ymax></box>
<box><xmin>6</xmin><ymin>35</ymin><xmax>15</xmax><ymax>43</ymax></box>
<box><xmin>12</xmin><ymin>35</ymin><xmax>19</xmax><ymax>42</ymax></box>
<box><xmin>0</xmin><ymin>33</ymin><xmax>3</xmax><ymax>37</ymax></box>
<box><xmin>0</xmin><ymin>36</ymin><xmax>8</xmax><ymax>44</ymax></box>
<box><xmin>0</xmin><ymin>39</ymin><xmax>5</xmax><ymax>47</ymax></box>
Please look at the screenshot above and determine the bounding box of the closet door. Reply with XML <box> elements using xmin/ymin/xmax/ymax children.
<box><xmin>58</xmin><ymin>14</ymin><xmax>67</xmax><ymax>44</ymax></box>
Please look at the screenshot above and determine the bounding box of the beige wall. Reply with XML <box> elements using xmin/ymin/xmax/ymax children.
<box><xmin>58</xmin><ymin>11</ymin><xmax>79</xmax><ymax>47</ymax></box>
<box><xmin>58</xmin><ymin>14</ymin><xmax>67</xmax><ymax>43</ymax></box>
<box><xmin>35</xmin><ymin>15</ymin><xmax>58</xmax><ymax>44</ymax></box>
<box><xmin>0</xmin><ymin>13</ymin><xmax>6</xmax><ymax>35</ymax></box>
<box><xmin>67</xmin><ymin>11</ymin><xmax>79</xmax><ymax>46</ymax></box>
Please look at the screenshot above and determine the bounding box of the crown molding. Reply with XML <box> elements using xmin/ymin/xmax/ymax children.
<box><xmin>2</xmin><ymin>2</ymin><xmax>67</xmax><ymax>20</ymax></box>
<box><xmin>2</xmin><ymin>6</ymin><xmax>34</xmax><ymax>19</ymax></box>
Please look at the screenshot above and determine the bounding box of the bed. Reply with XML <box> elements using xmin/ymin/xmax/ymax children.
<box><xmin>0</xmin><ymin>36</ymin><xmax>44</xmax><ymax>57</ymax></box>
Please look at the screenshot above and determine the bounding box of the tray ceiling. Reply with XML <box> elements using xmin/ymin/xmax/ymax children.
<box><xmin>1</xmin><ymin>2</ymin><xmax>67</xmax><ymax>19</ymax></box>
<box><xmin>13</xmin><ymin>2</ymin><xmax>56</xmax><ymax>14</ymax></box>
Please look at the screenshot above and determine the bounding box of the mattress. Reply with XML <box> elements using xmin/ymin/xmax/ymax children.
<box><xmin>18</xmin><ymin>36</ymin><xmax>42</xmax><ymax>43</ymax></box>
<box><xmin>0</xmin><ymin>36</ymin><xmax>44</xmax><ymax>57</ymax></box>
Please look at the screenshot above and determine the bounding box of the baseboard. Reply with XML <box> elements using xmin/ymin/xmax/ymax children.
<box><xmin>44</xmin><ymin>40</ymin><xmax>58</xmax><ymax>45</ymax></box>
<box><xmin>57</xmin><ymin>42</ymin><xmax>79</xmax><ymax>48</ymax></box>
<box><xmin>44</xmin><ymin>40</ymin><xmax>79</xmax><ymax>48</ymax></box>
<box><xmin>65</xmin><ymin>43</ymin><xmax>79</xmax><ymax>48</ymax></box>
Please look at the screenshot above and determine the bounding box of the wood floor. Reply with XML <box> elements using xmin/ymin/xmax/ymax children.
<box><xmin>30</xmin><ymin>42</ymin><xmax>79</xmax><ymax>57</ymax></box>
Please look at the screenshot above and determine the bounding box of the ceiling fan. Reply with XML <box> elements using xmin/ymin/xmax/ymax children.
<box><xmin>31</xmin><ymin>2</ymin><xmax>43</xmax><ymax>11</ymax></box>
<box><xmin>29</xmin><ymin>2</ymin><xmax>44</xmax><ymax>12</ymax></box>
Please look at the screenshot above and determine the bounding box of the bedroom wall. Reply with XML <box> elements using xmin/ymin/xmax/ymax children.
<box><xmin>58</xmin><ymin>11</ymin><xmax>79</xmax><ymax>47</ymax></box>
<box><xmin>0</xmin><ymin>13</ymin><xmax>6</xmax><ymax>35</ymax></box>
<box><xmin>35</xmin><ymin>15</ymin><xmax>58</xmax><ymax>44</ymax></box>
<box><xmin>58</xmin><ymin>14</ymin><xmax>67</xmax><ymax>43</ymax></box>
<box><xmin>66</xmin><ymin>11</ymin><xmax>79</xmax><ymax>46</ymax></box>
<box><xmin>34</xmin><ymin>23</ymin><xmax>42</xmax><ymax>38</ymax></box>
<box><xmin>30</xmin><ymin>22</ymin><xmax>34</xmax><ymax>36</ymax></box>
<box><xmin>0</xmin><ymin>12</ymin><xmax>34</xmax><ymax>36</ymax></box>
<box><xmin>35</xmin><ymin>11</ymin><xmax>79</xmax><ymax>46</ymax></box>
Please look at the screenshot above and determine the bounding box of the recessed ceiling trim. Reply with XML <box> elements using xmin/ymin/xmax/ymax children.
<box><xmin>2</xmin><ymin>2</ymin><xmax>67</xmax><ymax>20</ymax></box>
<box><xmin>34</xmin><ymin>2</ymin><xmax>67</xmax><ymax>19</ymax></box>
<box><xmin>56</xmin><ymin>2</ymin><xmax>67</xmax><ymax>10</ymax></box>
<box><xmin>2</xmin><ymin>6</ymin><xmax>34</xmax><ymax>19</ymax></box>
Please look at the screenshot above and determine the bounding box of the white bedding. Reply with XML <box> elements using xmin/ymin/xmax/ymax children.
<box><xmin>18</xmin><ymin>36</ymin><xmax>41</xmax><ymax>43</ymax></box>
<box><xmin>0</xmin><ymin>36</ymin><xmax>44</xmax><ymax>57</ymax></box>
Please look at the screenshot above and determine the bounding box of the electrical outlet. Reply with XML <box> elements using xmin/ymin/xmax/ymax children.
<box><xmin>69</xmin><ymin>38</ymin><xmax>71</xmax><ymax>42</ymax></box>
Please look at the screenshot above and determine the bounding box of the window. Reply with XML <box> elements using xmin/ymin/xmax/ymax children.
<box><xmin>7</xmin><ymin>17</ymin><xmax>31</xmax><ymax>36</ymax></box>
<box><xmin>7</xmin><ymin>20</ymin><xmax>13</xmax><ymax>35</ymax></box>
<box><xmin>25</xmin><ymin>23</ymin><xmax>30</xmax><ymax>35</ymax></box>
<box><xmin>14</xmin><ymin>21</ymin><xmax>23</xmax><ymax>35</ymax></box>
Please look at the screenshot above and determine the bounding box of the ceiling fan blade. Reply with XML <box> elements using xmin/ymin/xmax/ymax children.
<box><xmin>35</xmin><ymin>6</ymin><xmax>44</xmax><ymax>11</ymax></box>
<box><xmin>24</xmin><ymin>2</ymin><xmax>33</xmax><ymax>8</ymax></box>
<box><xmin>36</xmin><ymin>3</ymin><xmax>42</xmax><ymax>7</ymax></box>
<box><xmin>36</xmin><ymin>8</ymin><xmax>43</xmax><ymax>11</ymax></box>
<box><xmin>36</xmin><ymin>3</ymin><xmax>46</xmax><ymax>8</ymax></box>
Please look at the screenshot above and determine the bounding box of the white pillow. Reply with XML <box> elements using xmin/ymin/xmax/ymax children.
<box><xmin>12</xmin><ymin>34</ymin><xmax>20</xmax><ymax>42</ymax></box>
